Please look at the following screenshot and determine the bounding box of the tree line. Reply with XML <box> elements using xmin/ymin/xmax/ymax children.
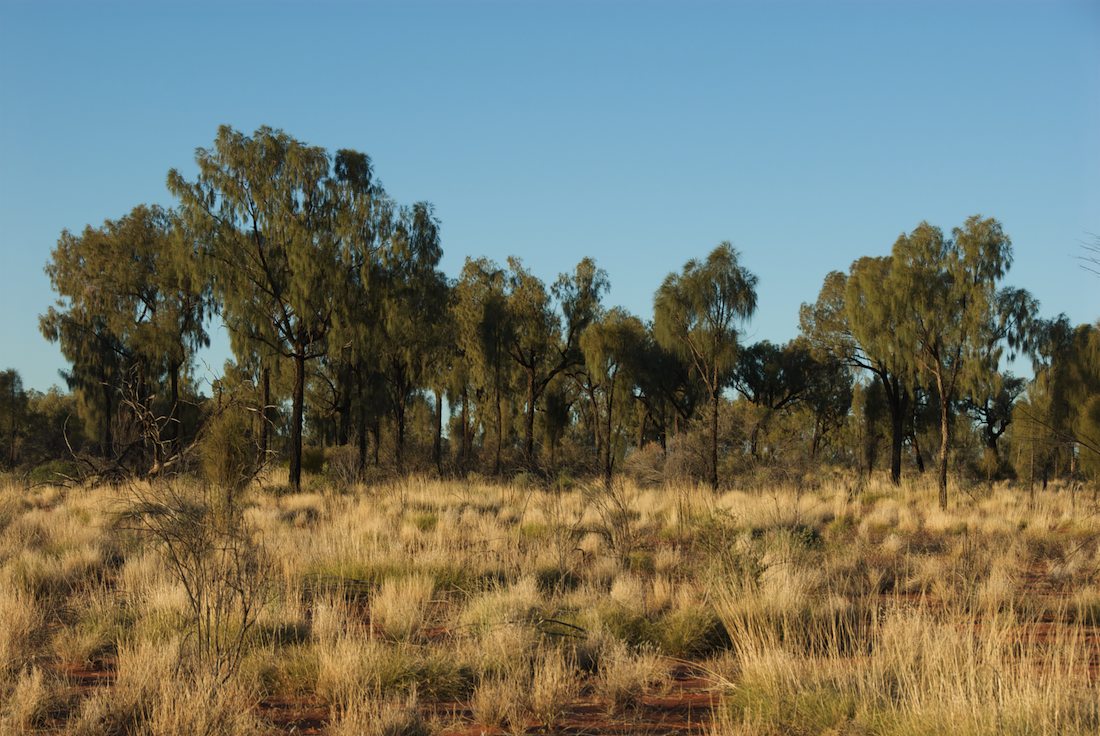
<box><xmin>6</xmin><ymin>125</ymin><xmax>1096</xmax><ymax>504</ymax></box>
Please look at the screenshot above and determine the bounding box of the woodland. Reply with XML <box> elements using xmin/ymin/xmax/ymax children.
<box><xmin>1</xmin><ymin>125</ymin><xmax>1098</xmax><ymax>735</ymax></box>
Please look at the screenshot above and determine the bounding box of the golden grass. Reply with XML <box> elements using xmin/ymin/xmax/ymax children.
<box><xmin>0</xmin><ymin>472</ymin><xmax>1096</xmax><ymax>735</ymax></box>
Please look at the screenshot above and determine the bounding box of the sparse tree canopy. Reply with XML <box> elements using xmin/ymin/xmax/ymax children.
<box><xmin>40</xmin><ymin>204</ymin><xmax>212</xmax><ymax>471</ymax></box>
<box><xmin>169</xmin><ymin>125</ymin><xmax>358</xmax><ymax>490</ymax></box>
<box><xmin>654</xmin><ymin>242</ymin><xmax>758</xmax><ymax>488</ymax></box>
<box><xmin>887</xmin><ymin>216</ymin><xmax>1035</xmax><ymax>508</ymax></box>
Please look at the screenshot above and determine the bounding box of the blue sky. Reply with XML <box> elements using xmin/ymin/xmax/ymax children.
<box><xmin>2</xmin><ymin>0</ymin><xmax>1097</xmax><ymax>392</ymax></box>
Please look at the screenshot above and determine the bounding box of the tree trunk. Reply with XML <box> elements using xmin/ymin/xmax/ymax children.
<box><xmin>371</xmin><ymin>419</ymin><xmax>381</xmax><ymax>467</ymax></box>
<box><xmin>936</xmin><ymin>385</ymin><xmax>950</xmax><ymax>510</ymax></box>
<box><xmin>289</xmin><ymin>352</ymin><xmax>306</xmax><ymax>491</ymax></box>
<box><xmin>260</xmin><ymin>367</ymin><xmax>271</xmax><ymax>460</ymax></box>
<box><xmin>460</xmin><ymin>384</ymin><xmax>470</xmax><ymax>472</ymax></box>
<box><xmin>102</xmin><ymin>381</ymin><xmax>113</xmax><ymax>459</ymax></box>
<box><xmin>603</xmin><ymin>386</ymin><xmax>614</xmax><ymax>489</ymax></box>
<box><xmin>337</xmin><ymin>365</ymin><xmax>352</xmax><ymax>447</ymax></box>
<box><xmin>710</xmin><ymin>390</ymin><xmax>719</xmax><ymax>490</ymax></box>
<box><xmin>433</xmin><ymin>389</ymin><xmax>443</xmax><ymax>474</ymax></box>
<box><xmin>749</xmin><ymin>409</ymin><xmax>770</xmax><ymax>460</ymax></box>
<box><xmin>525</xmin><ymin>368</ymin><xmax>537</xmax><ymax>470</ymax></box>
<box><xmin>493</xmin><ymin>382</ymin><xmax>502</xmax><ymax>476</ymax></box>
<box><xmin>394</xmin><ymin>398</ymin><xmax>406</xmax><ymax>474</ymax></box>
<box><xmin>167</xmin><ymin>364</ymin><xmax>181</xmax><ymax>455</ymax></box>
<box><xmin>355</xmin><ymin>373</ymin><xmax>368</xmax><ymax>480</ymax></box>
<box><xmin>880</xmin><ymin>377</ymin><xmax>908</xmax><ymax>486</ymax></box>
<box><xmin>912</xmin><ymin>430</ymin><xmax>926</xmax><ymax>473</ymax></box>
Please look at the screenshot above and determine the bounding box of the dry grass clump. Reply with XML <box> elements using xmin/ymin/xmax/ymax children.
<box><xmin>1</xmin><ymin>666</ymin><xmax>55</xmax><ymax>733</ymax></box>
<box><xmin>330</xmin><ymin>690</ymin><xmax>429</xmax><ymax>736</ymax></box>
<box><xmin>0</xmin><ymin>587</ymin><xmax>44</xmax><ymax>683</ymax></box>
<box><xmin>470</xmin><ymin>675</ymin><xmax>524</xmax><ymax>730</ymax></box>
<box><xmin>528</xmin><ymin>647</ymin><xmax>579</xmax><ymax>730</ymax></box>
<box><xmin>594</xmin><ymin>638</ymin><xmax>668</xmax><ymax>713</ymax></box>
<box><xmin>370</xmin><ymin>574</ymin><xmax>435</xmax><ymax>640</ymax></box>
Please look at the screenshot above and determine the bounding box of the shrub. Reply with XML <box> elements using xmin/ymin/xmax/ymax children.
<box><xmin>197</xmin><ymin>405</ymin><xmax>260</xmax><ymax>497</ymax></box>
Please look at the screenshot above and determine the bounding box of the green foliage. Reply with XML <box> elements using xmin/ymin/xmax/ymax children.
<box><xmin>197</xmin><ymin>405</ymin><xmax>260</xmax><ymax>495</ymax></box>
<box><xmin>658</xmin><ymin>605</ymin><xmax>730</xmax><ymax>658</ymax></box>
<box><xmin>654</xmin><ymin>243</ymin><xmax>758</xmax><ymax>487</ymax></box>
<box><xmin>39</xmin><ymin>204</ymin><xmax>212</xmax><ymax>466</ymax></box>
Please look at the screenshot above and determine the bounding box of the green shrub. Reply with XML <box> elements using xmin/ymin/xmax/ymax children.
<box><xmin>658</xmin><ymin>606</ymin><xmax>730</xmax><ymax>658</ymax></box>
<box><xmin>197</xmin><ymin>406</ymin><xmax>259</xmax><ymax>495</ymax></box>
<box><xmin>301</xmin><ymin>446</ymin><xmax>325</xmax><ymax>475</ymax></box>
<box><xmin>26</xmin><ymin>459</ymin><xmax>84</xmax><ymax>486</ymax></box>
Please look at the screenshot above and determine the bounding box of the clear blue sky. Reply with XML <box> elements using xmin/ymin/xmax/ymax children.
<box><xmin>2</xmin><ymin>0</ymin><xmax>1097</xmax><ymax>392</ymax></box>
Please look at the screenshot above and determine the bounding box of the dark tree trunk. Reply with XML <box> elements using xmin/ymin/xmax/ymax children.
<box><xmin>603</xmin><ymin>386</ymin><xmax>614</xmax><ymax>489</ymax></box>
<box><xmin>394</xmin><ymin>398</ymin><xmax>406</xmax><ymax>474</ymax></box>
<box><xmin>289</xmin><ymin>352</ymin><xmax>306</xmax><ymax>491</ymax></box>
<box><xmin>883</xmin><ymin>377</ymin><xmax>908</xmax><ymax>486</ymax></box>
<box><xmin>710</xmin><ymin>390</ymin><xmax>719</xmax><ymax>490</ymax></box>
<box><xmin>337</xmin><ymin>364</ymin><xmax>352</xmax><ymax>447</ymax></box>
<box><xmin>524</xmin><ymin>368</ymin><xmax>537</xmax><ymax>470</ymax></box>
<box><xmin>260</xmin><ymin>367</ymin><xmax>271</xmax><ymax>459</ymax></box>
<box><xmin>749</xmin><ymin>409</ymin><xmax>770</xmax><ymax>460</ymax></box>
<box><xmin>357</xmin><ymin>399</ymin><xmax>368</xmax><ymax>481</ymax></box>
<box><xmin>493</xmin><ymin>382</ymin><xmax>503</xmax><ymax>476</ymax></box>
<box><xmin>371</xmin><ymin>419</ymin><xmax>381</xmax><ymax>467</ymax></box>
<box><xmin>985</xmin><ymin>431</ymin><xmax>1000</xmax><ymax>457</ymax></box>
<box><xmin>433</xmin><ymin>389</ymin><xmax>443</xmax><ymax>474</ymax></box>
<box><xmin>102</xmin><ymin>381</ymin><xmax>113</xmax><ymax>459</ymax></box>
<box><xmin>460</xmin><ymin>384</ymin><xmax>470</xmax><ymax>472</ymax></box>
<box><xmin>912</xmin><ymin>431</ymin><xmax>926</xmax><ymax>473</ymax></box>
<box><xmin>935</xmin><ymin>374</ymin><xmax>950</xmax><ymax>510</ymax></box>
<box><xmin>167</xmin><ymin>364</ymin><xmax>181</xmax><ymax>454</ymax></box>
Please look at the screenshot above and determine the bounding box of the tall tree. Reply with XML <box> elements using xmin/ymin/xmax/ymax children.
<box><xmin>40</xmin><ymin>205</ymin><xmax>211</xmax><ymax>470</ymax></box>
<box><xmin>887</xmin><ymin>216</ymin><xmax>1032</xmax><ymax>508</ymax></box>
<box><xmin>0</xmin><ymin>369</ymin><xmax>26</xmax><ymax>469</ymax></box>
<box><xmin>654</xmin><ymin>243</ymin><xmax>758</xmax><ymax>489</ymax></box>
<box><xmin>801</xmin><ymin>264</ymin><xmax>912</xmax><ymax>484</ymax></box>
<box><xmin>327</xmin><ymin>149</ymin><xmax>394</xmax><ymax>478</ymax></box>
<box><xmin>375</xmin><ymin>203</ymin><xmax>449</xmax><ymax>472</ymax></box>
<box><xmin>505</xmin><ymin>257</ymin><xmax>608</xmax><ymax>469</ymax></box>
<box><xmin>169</xmin><ymin>125</ymin><xmax>345</xmax><ymax>490</ymax></box>
<box><xmin>581</xmin><ymin>307</ymin><xmax>646</xmax><ymax>486</ymax></box>
<box><xmin>454</xmin><ymin>258</ymin><xmax>513</xmax><ymax>475</ymax></box>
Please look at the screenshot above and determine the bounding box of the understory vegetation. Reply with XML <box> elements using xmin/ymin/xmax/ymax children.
<box><xmin>1</xmin><ymin>472</ymin><xmax>1097</xmax><ymax>735</ymax></box>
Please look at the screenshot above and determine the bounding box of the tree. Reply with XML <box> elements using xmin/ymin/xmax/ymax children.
<box><xmin>1018</xmin><ymin>320</ymin><xmax>1100</xmax><ymax>482</ymax></box>
<box><xmin>801</xmin><ymin>264</ymin><xmax>912</xmax><ymax>485</ymax></box>
<box><xmin>327</xmin><ymin>148</ymin><xmax>394</xmax><ymax>478</ymax></box>
<box><xmin>654</xmin><ymin>243</ymin><xmax>758</xmax><ymax>489</ymax></box>
<box><xmin>0</xmin><ymin>369</ymin><xmax>26</xmax><ymax>469</ymax></box>
<box><xmin>454</xmin><ymin>258</ymin><xmax>513</xmax><ymax>475</ymax></box>
<box><xmin>169</xmin><ymin>125</ymin><xmax>346</xmax><ymax>490</ymax></box>
<box><xmin>40</xmin><ymin>205</ymin><xmax>212</xmax><ymax>472</ymax></box>
<box><xmin>581</xmin><ymin>307</ymin><xmax>646</xmax><ymax>486</ymax></box>
<box><xmin>732</xmin><ymin>339</ymin><xmax>852</xmax><ymax>460</ymax></box>
<box><xmin>630</xmin><ymin>326</ymin><xmax>702</xmax><ymax>449</ymax></box>
<box><xmin>504</xmin><ymin>257</ymin><xmax>608</xmax><ymax>470</ymax></box>
<box><xmin>964</xmin><ymin>373</ymin><xmax>1026</xmax><ymax>463</ymax></box>
<box><xmin>375</xmin><ymin>203</ymin><xmax>449</xmax><ymax>472</ymax></box>
<box><xmin>887</xmin><ymin>216</ymin><xmax>1032</xmax><ymax>508</ymax></box>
